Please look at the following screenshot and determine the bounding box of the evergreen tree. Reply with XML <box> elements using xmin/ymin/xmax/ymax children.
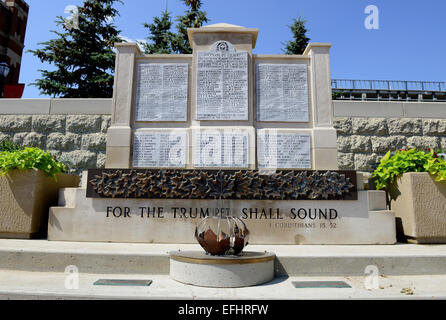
<box><xmin>29</xmin><ymin>0</ymin><xmax>122</xmax><ymax>98</ymax></box>
<box><xmin>283</xmin><ymin>14</ymin><xmax>310</xmax><ymax>55</ymax></box>
<box><xmin>172</xmin><ymin>0</ymin><xmax>209</xmax><ymax>54</ymax></box>
<box><xmin>142</xmin><ymin>0</ymin><xmax>209</xmax><ymax>55</ymax></box>
<box><xmin>142</xmin><ymin>10</ymin><xmax>175</xmax><ymax>54</ymax></box>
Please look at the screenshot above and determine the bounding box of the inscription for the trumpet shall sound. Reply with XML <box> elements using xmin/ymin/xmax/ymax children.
<box><xmin>135</xmin><ymin>63</ymin><xmax>188</xmax><ymax>122</ymax></box>
<box><xmin>133</xmin><ymin>131</ymin><xmax>187</xmax><ymax>168</ymax></box>
<box><xmin>196</xmin><ymin>41</ymin><xmax>249</xmax><ymax>120</ymax></box>
<box><xmin>257</xmin><ymin>131</ymin><xmax>311</xmax><ymax>169</ymax></box>
<box><xmin>256</xmin><ymin>64</ymin><xmax>309</xmax><ymax>122</ymax></box>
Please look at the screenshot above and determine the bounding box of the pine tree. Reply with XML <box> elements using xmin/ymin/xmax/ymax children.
<box><xmin>283</xmin><ymin>14</ymin><xmax>310</xmax><ymax>55</ymax></box>
<box><xmin>142</xmin><ymin>10</ymin><xmax>175</xmax><ymax>54</ymax></box>
<box><xmin>172</xmin><ymin>0</ymin><xmax>209</xmax><ymax>54</ymax></box>
<box><xmin>142</xmin><ymin>0</ymin><xmax>209</xmax><ymax>55</ymax></box>
<box><xmin>29</xmin><ymin>0</ymin><xmax>122</xmax><ymax>98</ymax></box>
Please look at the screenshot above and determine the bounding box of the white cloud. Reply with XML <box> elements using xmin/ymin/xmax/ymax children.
<box><xmin>118</xmin><ymin>36</ymin><xmax>147</xmax><ymax>52</ymax></box>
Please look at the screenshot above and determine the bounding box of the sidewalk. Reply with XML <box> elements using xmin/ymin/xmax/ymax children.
<box><xmin>0</xmin><ymin>239</ymin><xmax>446</xmax><ymax>299</ymax></box>
<box><xmin>1</xmin><ymin>271</ymin><xmax>445</xmax><ymax>300</ymax></box>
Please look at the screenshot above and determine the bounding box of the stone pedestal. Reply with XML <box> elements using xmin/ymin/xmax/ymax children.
<box><xmin>48</xmin><ymin>186</ymin><xmax>396</xmax><ymax>245</ymax></box>
<box><xmin>169</xmin><ymin>251</ymin><xmax>275</xmax><ymax>288</ymax></box>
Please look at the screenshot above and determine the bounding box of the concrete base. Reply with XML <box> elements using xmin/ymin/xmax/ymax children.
<box><xmin>2</xmin><ymin>239</ymin><xmax>446</xmax><ymax>276</ymax></box>
<box><xmin>48</xmin><ymin>188</ymin><xmax>396</xmax><ymax>245</ymax></box>
<box><xmin>0</xmin><ymin>232</ymin><xmax>33</xmax><ymax>239</ymax></box>
<box><xmin>169</xmin><ymin>251</ymin><xmax>275</xmax><ymax>288</ymax></box>
<box><xmin>407</xmin><ymin>237</ymin><xmax>446</xmax><ymax>244</ymax></box>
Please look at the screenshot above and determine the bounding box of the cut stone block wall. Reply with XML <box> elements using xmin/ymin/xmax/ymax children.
<box><xmin>0</xmin><ymin>99</ymin><xmax>445</xmax><ymax>176</ymax></box>
<box><xmin>1</xmin><ymin>115</ymin><xmax>444</xmax><ymax>175</ymax></box>
<box><xmin>334</xmin><ymin>118</ymin><xmax>446</xmax><ymax>171</ymax></box>
<box><xmin>0</xmin><ymin>115</ymin><xmax>111</xmax><ymax>176</ymax></box>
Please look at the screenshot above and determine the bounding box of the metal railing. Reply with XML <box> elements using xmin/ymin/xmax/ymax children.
<box><xmin>332</xmin><ymin>79</ymin><xmax>446</xmax><ymax>92</ymax></box>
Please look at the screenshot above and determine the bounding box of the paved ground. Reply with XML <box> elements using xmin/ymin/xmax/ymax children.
<box><xmin>0</xmin><ymin>270</ymin><xmax>445</xmax><ymax>300</ymax></box>
<box><xmin>0</xmin><ymin>239</ymin><xmax>446</xmax><ymax>299</ymax></box>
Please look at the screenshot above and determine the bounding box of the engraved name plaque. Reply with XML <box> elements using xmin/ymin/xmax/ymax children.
<box><xmin>133</xmin><ymin>131</ymin><xmax>187</xmax><ymax>168</ymax></box>
<box><xmin>196</xmin><ymin>41</ymin><xmax>249</xmax><ymax>120</ymax></box>
<box><xmin>256</xmin><ymin>64</ymin><xmax>309</xmax><ymax>122</ymax></box>
<box><xmin>193</xmin><ymin>130</ymin><xmax>249</xmax><ymax>168</ymax></box>
<box><xmin>135</xmin><ymin>63</ymin><xmax>188</xmax><ymax>122</ymax></box>
<box><xmin>257</xmin><ymin>131</ymin><xmax>311</xmax><ymax>169</ymax></box>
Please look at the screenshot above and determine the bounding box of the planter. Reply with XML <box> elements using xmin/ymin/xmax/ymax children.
<box><xmin>392</xmin><ymin>172</ymin><xmax>446</xmax><ymax>244</ymax></box>
<box><xmin>0</xmin><ymin>169</ymin><xmax>79</xmax><ymax>239</ymax></box>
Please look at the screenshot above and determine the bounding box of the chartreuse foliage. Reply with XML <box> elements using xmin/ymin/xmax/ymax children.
<box><xmin>0</xmin><ymin>147</ymin><xmax>67</xmax><ymax>181</ymax></box>
<box><xmin>0</xmin><ymin>139</ymin><xmax>23</xmax><ymax>152</ymax></box>
<box><xmin>373</xmin><ymin>148</ymin><xmax>446</xmax><ymax>191</ymax></box>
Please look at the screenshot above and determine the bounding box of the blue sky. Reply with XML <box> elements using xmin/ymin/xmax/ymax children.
<box><xmin>20</xmin><ymin>0</ymin><xmax>446</xmax><ymax>98</ymax></box>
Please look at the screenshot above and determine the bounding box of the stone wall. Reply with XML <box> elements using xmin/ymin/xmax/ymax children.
<box><xmin>0</xmin><ymin>114</ymin><xmax>111</xmax><ymax>176</ymax></box>
<box><xmin>333</xmin><ymin>101</ymin><xmax>446</xmax><ymax>172</ymax></box>
<box><xmin>334</xmin><ymin>117</ymin><xmax>446</xmax><ymax>172</ymax></box>
<box><xmin>0</xmin><ymin>99</ymin><xmax>445</xmax><ymax>176</ymax></box>
<box><xmin>3</xmin><ymin>115</ymin><xmax>444</xmax><ymax>175</ymax></box>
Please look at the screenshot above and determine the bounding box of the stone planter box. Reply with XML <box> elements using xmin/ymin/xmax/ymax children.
<box><xmin>392</xmin><ymin>172</ymin><xmax>446</xmax><ymax>244</ymax></box>
<box><xmin>0</xmin><ymin>169</ymin><xmax>80</xmax><ymax>239</ymax></box>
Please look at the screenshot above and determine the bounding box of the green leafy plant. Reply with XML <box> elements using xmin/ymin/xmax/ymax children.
<box><xmin>332</xmin><ymin>90</ymin><xmax>345</xmax><ymax>100</ymax></box>
<box><xmin>0</xmin><ymin>147</ymin><xmax>67</xmax><ymax>181</ymax></box>
<box><xmin>0</xmin><ymin>139</ymin><xmax>23</xmax><ymax>152</ymax></box>
<box><xmin>373</xmin><ymin>148</ymin><xmax>446</xmax><ymax>191</ymax></box>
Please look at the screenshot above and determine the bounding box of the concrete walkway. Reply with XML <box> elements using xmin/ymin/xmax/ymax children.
<box><xmin>1</xmin><ymin>271</ymin><xmax>445</xmax><ymax>300</ymax></box>
<box><xmin>0</xmin><ymin>239</ymin><xmax>446</xmax><ymax>299</ymax></box>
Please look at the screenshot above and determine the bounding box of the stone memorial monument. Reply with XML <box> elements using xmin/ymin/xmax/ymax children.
<box><xmin>48</xmin><ymin>23</ymin><xmax>396</xmax><ymax>247</ymax></box>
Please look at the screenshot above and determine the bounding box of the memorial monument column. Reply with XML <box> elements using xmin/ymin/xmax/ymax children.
<box><xmin>303</xmin><ymin>43</ymin><xmax>339</xmax><ymax>170</ymax></box>
<box><xmin>188</xmin><ymin>24</ymin><xmax>259</xmax><ymax>169</ymax></box>
<box><xmin>106</xmin><ymin>43</ymin><xmax>141</xmax><ymax>168</ymax></box>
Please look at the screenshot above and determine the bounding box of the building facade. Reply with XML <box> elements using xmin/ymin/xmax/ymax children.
<box><xmin>0</xmin><ymin>0</ymin><xmax>28</xmax><ymax>86</ymax></box>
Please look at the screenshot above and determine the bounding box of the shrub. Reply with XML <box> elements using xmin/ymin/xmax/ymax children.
<box><xmin>373</xmin><ymin>148</ymin><xmax>446</xmax><ymax>191</ymax></box>
<box><xmin>0</xmin><ymin>139</ymin><xmax>23</xmax><ymax>152</ymax></box>
<box><xmin>0</xmin><ymin>147</ymin><xmax>66</xmax><ymax>181</ymax></box>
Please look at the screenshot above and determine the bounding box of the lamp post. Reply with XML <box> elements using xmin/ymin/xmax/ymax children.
<box><xmin>0</xmin><ymin>62</ymin><xmax>11</xmax><ymax>98</ymax></box>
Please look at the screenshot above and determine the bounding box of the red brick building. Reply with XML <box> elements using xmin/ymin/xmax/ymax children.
<box><xmin>0</xmin><ymin>0</ymin><xmax>28</xmax><ymax>96</ymax></box>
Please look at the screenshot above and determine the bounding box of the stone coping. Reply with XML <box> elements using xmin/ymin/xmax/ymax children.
<box><xmin>334</xmin><ymin>101</ymin><xmax>446</xmax><ymax>118</ymax></box>
<box><xmin>3</xmin><ymin>240</ymin><xmax>446</xmax><ymax>256</ymax></box>
<box><xmin>1</xmin><ymin>99</ymin><xmax>446</xmax><ymax>119</ymax></box>
<box><xmin>0</xmin><ymin>99</ymin><xmax>112</xmax><ymax>115</ymax></box>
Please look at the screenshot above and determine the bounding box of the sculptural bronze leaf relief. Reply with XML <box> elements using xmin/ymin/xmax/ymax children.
<box><xmin>87</xmin><ymin>169</ymin><xmax>357</xmax><ymax>200</ymax></box>
<box><xmin>190</xmin><ymin>171</ymin><xmax>212</xmax><ymax>199</ymax></box>
<box><xmin>231</xmin><ymin>170</ymin><xmax>253</xmax><ymax>199</ymax></box>
<box><xmin>207</xmin><ymin>171</ymin><xmax>234</xmax><ymax>199</ymax></box>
